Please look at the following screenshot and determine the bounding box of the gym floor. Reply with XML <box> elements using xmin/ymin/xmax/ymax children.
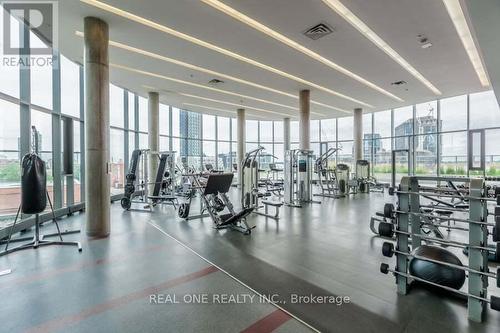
<box><xmin>1</xmin><ymin>190</ymin><xmax>499</xmax><ymax>333</ymax></box>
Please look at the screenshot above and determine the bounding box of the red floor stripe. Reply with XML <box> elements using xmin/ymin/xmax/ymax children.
<box><xmin>24</xmin><ymin>265</ymin><xmax>219</xmax><ymax>333</ymax></box>
<box><xmin>240</xmin><ymin>309</ymin><xmax>292</xmax><ymax>333</ymax></box>
<box><xmin>0</xmin><ymin>243</ymin><xmax>168</xmax><ymax>289</ymax></box>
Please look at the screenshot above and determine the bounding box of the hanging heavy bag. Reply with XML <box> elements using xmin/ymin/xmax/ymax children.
<box><xmin>21</xmin><ymin>153</ymin><xmax>47</xmax><ymax>214</ymax></box>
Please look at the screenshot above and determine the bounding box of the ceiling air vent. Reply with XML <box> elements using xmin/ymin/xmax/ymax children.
<box><xmin>208</xmin><ymin>79</ymin><xmax>224</xmax><ymax>86</ymax></box>
<box><xmin>303</xmin><ymin>23</ymin><xmax>334</xmax><ymax>40</ymax></box>
<box><xmin>391</xmin><ymin>80</ymin><xmax>407</xmax><ymax>86</ymax></box>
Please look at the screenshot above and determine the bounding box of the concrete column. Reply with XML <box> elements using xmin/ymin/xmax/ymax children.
<box><xmin>283</xmin><ymin>117</ymin><xmax>291</xmax><ymax>152</ymax></box>
<box><xmin>84</xmin><ymin>17</ymin><xmax>110</xmax><ymax>237</ymax></box>
<box><xmin>148</xmin><ymin>91</ymin><xmax>159</xmax><ymax>193</ymax></box>
<box><xmin>299</xmin><ymin>90</ymin><xmax>310</xmax><ymax>150</ymax></box>
<box><xmin>237</xmin><ymin>108</ymin><xmax>245</xmax><ymax>186</ymax></box>
<box><xmin>353</xmin><ymin>108</ymin><xmax>363</xmax><ymax>162</ymax></box>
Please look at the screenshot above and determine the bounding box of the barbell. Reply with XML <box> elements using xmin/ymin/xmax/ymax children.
<box><xmin>378</xmin><ymin>221</ymin><xmax>494</xmax><ymax>252</ymax></box>
<box><xmin>380</xmin><ymin>263</ymin><xmax>500</xmax><ymax>311</ymax></box>
<box><xmin>382</xmin><ymin>242</ymin><xmax>499</xmax><ymax>285</ymax></box>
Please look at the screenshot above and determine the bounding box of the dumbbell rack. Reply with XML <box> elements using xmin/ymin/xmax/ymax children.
<box><xmin>390</xmin><ymin>176</ymin><xmax>493</xmax><ymax>323</ymax></box>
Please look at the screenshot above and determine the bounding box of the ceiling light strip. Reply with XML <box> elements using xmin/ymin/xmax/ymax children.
<box><xmin>182</xmin><ymin>103</ymin><xmax>267</xmax><ymax>119</ymax></box>
<box><xmin>80</xmin><ymin>0</ymin><xmax>370</xmax><ymax>108</ymax></box>
<box><xmin>179</xmin><ymin>92</ymin><xmax>295</xmax><ymax>117</ymax></box>
<box><xmin>114</xmin><ymin>63</ymin><xmax>300</xmax><ymax>117</ymax></box>
<box><xmin>110</xmin><ymin>63</ymin><xmax>306</xmax><ymax>113</ymax></box>
<box><xmin>201</xmin><ymin>0</ymin><xmax>403</xmax><ymax>102</ymax></box>
<box><xmin>442</xmin><ymin>0</ymin><xmax>489</xmax><ymax>87</ymax></box>
<box><xmin>321</xmin><ymin>0</ymin><xmax>441</xmax><ymax>95</ymax></box>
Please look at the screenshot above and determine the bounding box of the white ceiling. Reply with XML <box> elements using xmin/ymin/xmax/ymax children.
<box><xmin>57</xmin><ymin>0</ymin><xmax>489</xmax><ymax>120</ymax></box>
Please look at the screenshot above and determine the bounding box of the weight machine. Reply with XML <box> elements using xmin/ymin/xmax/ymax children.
<box><xmin>241</xmin><ymin>147</ymin><xmax>283</xmax><ymax>219</ymax></box>
<box><xmin>314</xmin><ymin>147</ymin><xmax>341</xmax><ymax>198</ymax></box>
<box><xmin>284</xmin><ymin>149</ymin><xmax>319</xmax><ymax>207</ymax></box>
<box><xmin>121</xmin><ymin>150</ymin><xmax>179</xmax><ymax>211</ymax></box>
<box><xmin>178</xmin><ymin>173</ymin><xmax>254</xmax><ymax>234</ymax></box>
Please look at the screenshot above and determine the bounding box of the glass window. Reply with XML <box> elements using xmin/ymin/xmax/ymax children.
<box><xmin>338</xmin><ymin>117</ymin><xmax>353</xmax><ymax>141</ymax></box>
<box><xmin>259</xmin><ymin>121</ymin><xmax>273</xmax><ymax>142</ymax></box>
<box><xmin>31</xmin><ymin>110</ymin><xmax>52</xmax><ymax>152</ymax></box>
<box><xmin>374</xmin><ymin>110</ymin><xmax>391</xmax><ymax>138</ymax></box>
<box><xmin>338</xmin><ymin>141</ymin><xmax>353</xmax><ymax>167</ymax></box>
<box><xmin>415</xmin><ymin>134</ymin><xmax>437</xmax><ymax>175</ymax></box>
<box><xmin>310</xmin><ymin>120</ymin><xmax>319</xmax><ymax>142</ymax></box>
<box><xmin>217</xmin><ymin>141</ymin><xmax>231</xmax><ymax>171</ymax></box>
<box><xmin>128</xmin><ymin>132</ymin><xmax>136</xmax><ymax>158</ymax></box>
<box><xmin>217</xmin><ymin>117</ymin><xmax>230</xmax><ymax>141</ymax></box>
<box><xmin>30</xmin><ymin>31</ymin><xmax>52</xmax><ymax>110</ymax></box>
<box><xmin>110</xmin><ymin>129</ymin><xmax>125</xmax><ymax>195</ymax></box>
<box><xmin>60</xmin><ymin>55</ymin><xmax>80</xmax><ymax>118</ymax></box>
<box><xmin>203</xmin><ymin>114</ymin><xmax>215</xmax><ymax>140</ymax></box>
<box><xmin>485</xmin><ymin>129</ymin><xmax>500</xmax><ymax>176</ymax></box>
<box><xmin>440</xmin><ymin>132</ymin><xmax>467</xmax><ymax>176</ymax></box>
<box><xmin>139</xmin><ymin>133</ymin><xmax>148</xmax><ymax>149</ymax></box>
<box><xmin>0</xmin><ymin>100</ymin><xmax>20</xmax><ymax>151</ymax></box>
<box><xmin>202</xmin><ymin>141</ymin><xmax>216</xmax><ymax>169</ymax></box>
<box><xmin>290</xmin><ymin>121</ymin><xmax>299</xmax><ymax>142</ymax></box>
<box><xmin>394</xmin><ymin>106</ymin><xmax>413</xmax><ymax>137</ymax></box>
<box><xmin>416</xmin><ymin>101</ymin><xmax>437</xmax><ymax>135</ymax></box>
<box><xmin>470</xmin><ymin>90</ymin><xmax>500</xmax><ymax>129</ymax></box>
<box><xmin>231</xmin><ymin>118</ymin><xmax>237</xmax><ymax>142</ymax></box>
<box><xmin>246</xmin><ymin>120</ymin><xmax>258</xmax><ymax>142</ymax></box>
<box><xmin>273</xmin><ymin>143</ymin><xmax>284</xmax><ymax>163</ymax></box>
<box><xmin>160</xmin><ymin>104</ymin><xmax>170</xmax><ymax>135</ymax></box>
<box><xmin>0</xmin><ymin>100</ymin><xmax>20</xmax><ymax>221</ymax></box>
<box><xmin>320</xmin><ymin>119</ymin><xmax>336</xmax><ymax>141</ymax></box>
<box><xmin>110</xmin><ymin>84</ymin><xmax>124</xmax><ymax>128</ymax></box>
<box><xmin>440</xmin><ymin>95</ymin><xmax>467</xmax><ymax>132</ymax></box>
<box><xmin>373</xmin><ymin>138</ymin><xmax>394</xmax><ymax>183</ymax></box>
<box><xmin>138</xmin><ymin>96</ymin><xmax>148</xmax><ymax>132</ymax></box>
<box><xmin>128</xmin><ymin>92</ymin><xmax>135</xmax><ymax>130</ymax></box>
<box><xmin>159</xmin><ymin>136</ymin><xmax>169</xmax><ymax>151</ymax></box>
<box><xmin>0</xmin><ymin>13</ymin><xmax>20</xmax><ymax>98</ymax></box>
<box><xmin>363</xmin><ymin>113</ymin><xmax>372</xmax><ymax>136</ymax></box>
<box><xmin>172</xmin><ymin>107</ymin><xmax>180</xmax><ymax>137</ymax></box>
<box><xmin>274</xmin><ymin>121</ymin><xmax>283</xmax><ymax>142</ymax></box>
<box><xmin>73</xmin><ymin>122</ymin><xmax>82</xmax><ymax>203</ymax></box>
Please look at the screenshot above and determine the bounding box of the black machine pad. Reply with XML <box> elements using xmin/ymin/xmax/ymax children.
<box><xmin>203</xmin><ymin>173</ymin><xmax>234</xmax><ymax>195</ymax></box>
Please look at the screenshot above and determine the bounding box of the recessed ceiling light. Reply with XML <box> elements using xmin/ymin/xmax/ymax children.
<box><xmin>80</xmin><ymin>0</ymin><xmax>372</xmax><ymax>108</ymax></box>
<box><xmin>442</xmin><ymin>0</ymin><xmax>490</xmax><ymax>87</ymax></box>
<box><xmin>201</xmin><ymin>0</ymin><xmax>403</xmax><ymax>102</ymax></box>
<box><xmin>321</xmin><ymin>0</ymin><xmax>441</xmax><ymax>95</ymax></box>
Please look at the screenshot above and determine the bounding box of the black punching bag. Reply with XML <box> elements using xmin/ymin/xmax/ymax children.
<box><xmin>21</xmin><ymin>154</ymin><xmax>47</xmax><ymax>214</ymax></box>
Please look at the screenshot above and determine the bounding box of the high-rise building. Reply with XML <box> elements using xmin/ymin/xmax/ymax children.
<box><xmin>179</xmin><ymin>110</ymin><xmax>201</xmax><ymax>157</ymax></box>
<box><xmin>364</xmin><ymin>133</ymin><xmax>381</xmax><ymax>157</ymax></box>
<box><xmin>394</xmin><ymin>115</ymin><xmax>441</xmax><ymax>153</ymax></box>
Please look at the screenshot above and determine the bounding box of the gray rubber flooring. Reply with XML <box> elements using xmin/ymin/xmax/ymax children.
<box><xmin>1</xmin><ymin>189</ymin><xmax>499</xmax><ymax>332</ymax></box>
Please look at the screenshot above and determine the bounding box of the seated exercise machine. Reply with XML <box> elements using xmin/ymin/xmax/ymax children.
<box><xmin>314</xmin><ymin>147</ymin><xmax>341</xmax><ymax>198</ymax></box>
<box><xmin>265</xmin><ymin>162</ymin><xmax>284</xmax><ymax>197</ymax></box>
<box><xmin>241</xmin><ymin>147</ymin><xmax>283</xmax><ymax>219</ymax></box>
<box><xmin>284</xmin><ymin>149</ymin><xmax>320</xmax><ymax>207</ymax></box>
<box><xmin>121</xmin><ymin>150</ymin><xmax>179</xmax><ymax>211</ymax></box>
<box><xmin>355</xmin><ymin>160</ymin><xmax>385</xmax><ymax>193</ymax></box>
<box><xmin>178</xmin><ymin>173</ymin><xmax>254</xmax><ymax>235</ymax></box>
